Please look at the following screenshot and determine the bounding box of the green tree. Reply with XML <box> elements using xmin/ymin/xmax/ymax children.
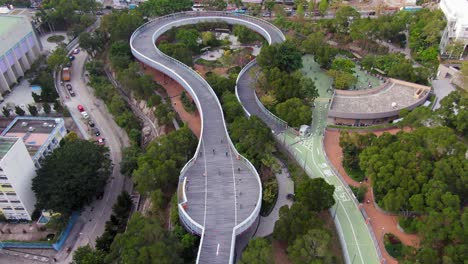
<box><xmin>120</xmin><ymin>145</ymin><xmax>140</xmax><ymax>176</ymax></box>
<box><xmin>139</xmin><ymin>0</ymin><xmax>192</xmax><ymax>16</ymax></box>
<box><xmin>201</xmin><ymin>31</ymin><xmax>218</xmax><ymax>47</ymax></box>
<box><xmin>205</xmin><ymin>0</ymin><xmax>227</xmax><ymax>10</ymax></box>
<box><xmin>28</xmin><ymin>105</ymin><xmax>38</xmax><ymax>116</ymax></box>
<box><xmin>72</xmin><ymin>245</ymin><xmax>106</xmax><ymax>264</ymax></box>
<box><xmin>296</xmin><ymin>178</ymin><xmax>335</xmax><ymax>212</ymax></box>
<box><xmin>112</xmin><ymin>191</ymin><xmax>133</xmax><ymax>227</ymax></box>
<box><xmin>275</xmin><ymin>98</ymin><xmax>312</xmax><ymax>127</ymax></box>
<box><xmin>257</xmin><ymin>41</ymin><xmax>303</xmax><ymax>73</ymax></box>
<box><xmin>327</xmin><ymin>69</ymin><xmax>358</xmax><ymax>89</ymax></box>
<box><xmin>221</xmin><ymin>91</ymin><xmax>244</xmax><ymax>123</ymax></box>
<box><xmin>109</xmin><ymin>40</ymin><xmax>131</xmax><ymax>70</ymax></box>
<box><xmin>105</xmin><ymin>213</ymin><xmax>184</xmax><ymax>264</ymax></box>
<box><xmin>232</xmin><ymin>25</ymin><xmax>261</xmax><ymax>44</ymax></box>
<box><xmin>154</xmin><ymin>102</ymin><xmax>175</xmax><ymax>126</ymax></box>
<box><xmin>32</xmin><ymin>139</ymin><xmax>111</xmax><ymax>215</ymax></box>
<box><xmin>331</xmin><ymin>57</ymin><xmax>355</xmax><ymax>73</ymax></box>
<box><xmin>133</xmin><ymin>126</ymin><xmax>197</xmax><ymax>194</ymax></box>
<box><xmin>273</xmin><ymin>203</ymin><xmax>324</xmax><ymax>243</ymax></box>
<box><xmin>176</xmin><ymin>29</ymin><xmax>199</xmax><ymax>52</ymax></box>
<box><xmin>43</xmin><ymin>103</ymin><xmax>51</xmax><ymax>114</ymax></box>
<box><xmin>239</xmin><ymin>238</ymin><xmax>274</xmax><ymax>264</ymax></box>
<box><xmin>79</xmin><ymin>31</ymin><xmax>104</xmax><ymax>55</ymax></box>
<box><xmin>334</xmin><ymin>6</ymin><xmax>361</xmax><ymax>34</ymax></box>
<box><xmin>436</xmin><ymin>91</ymin><xmax>468</xmax><ymax>136</ymax></box>
<box><xmin>47</xmin><ymin>44</ymin><xmax>68</xmax><ymax>70</ymax></box>
<box><xmin>2</xmin><ymin>107</ymin><xmax>10</xmax><ymax>117</ymax></box>
<box><xmin>264</xmin><ymin>0</ymin><xmax>275</xmax><ymax>14</ymax></box>
<box><xmin>287</xmin><ymin>229</ymin><xmax>333</xmax><ymax>264</ymax></box>
<box><xmin>229</xmin><ymin>116</ymin><xmax>276</xmax><ymax>168</ymax></box>
<box><xmin>318</xmin><ymin>0</ymin><xmax>328</xmax><ymax>15</ymax></box>
<box><xmin>15</xmin><ymin>106</ymin><xmax>25</xmax><ymax>116</ymax></box>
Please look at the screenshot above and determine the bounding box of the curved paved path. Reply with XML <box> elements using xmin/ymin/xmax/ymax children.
<box><xmin>236</xmin><ymin>59</ymin><xmax>382</xmax><ymax>263</ymax></box>
<box><xmin>130</xmin><ymin>12</ymin><xmax>284</xmax><ymax>264</ymax></box>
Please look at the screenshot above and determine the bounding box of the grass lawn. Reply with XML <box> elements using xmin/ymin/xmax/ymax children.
<box><xmin>47</xmin><ymin>35</ymin><xmax>65</xmax><ymax>43</ymax></box>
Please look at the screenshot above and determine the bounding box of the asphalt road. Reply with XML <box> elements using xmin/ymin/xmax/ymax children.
<box><xmin>53</xmin><ymin>50</ymin><xmax>131</xmax><ymax>263</ymax></box>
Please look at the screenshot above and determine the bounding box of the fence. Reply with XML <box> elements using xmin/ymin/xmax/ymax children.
<box><xmin>0</xmin><ymin>212</ymin><xmax>79</xmax><ymax>251</ymax></box>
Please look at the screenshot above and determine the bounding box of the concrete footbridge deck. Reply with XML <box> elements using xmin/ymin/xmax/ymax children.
<box><xmin>130</xmin><ymin>12</ymin><xmax>284</xmax><ymax>264</ymax></box>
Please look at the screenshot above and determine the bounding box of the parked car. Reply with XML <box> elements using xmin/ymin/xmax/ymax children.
<box><xmin>77</xmin><ymin>105</ymin><xmax>84</xmax><ymax>112</ymax></box>
<box><xmin>81</xmin><ymin>111</ymin><xmax>89</xmax><ymax>119</ymax></box>
<box><xmin>69</xmin><ymin>55</ymin><xmax>75</xmax><ymax>61</ymax></box>
<box><xmin>88</xmin><ymin>120</ymin><xmax>95</xmax><ymax>127</ymax></box>
<box><xmin>96</xmin><ymin>137</ymin><xmax>105</xmax><ymax>145</ymax></box>
<box><xmin>69</xmin><ymin>90</ymin><xmax>75</xmax><ymax>97</ymax></box>
<box><xmin>92</xmin><ymin>127</ymin><xmax>100</xmax><ymax>136</ymax></box>
<box><xmin>73</xmin><ymin>48</ymin><xmax>80</xmax><ymax>54</ymax></box>
<box><xmin>66</xmin><ymin>83</ymin><xmax>72</xmax><ymax>91</ymax></box>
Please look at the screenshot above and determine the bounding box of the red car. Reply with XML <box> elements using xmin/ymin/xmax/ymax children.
<box><xmin>77</xmin><ymin>105</ymin><xmax>84</xmax><ymax>112</ymax></box>
<box><xmin>96</xmin><ymin>137</ymin><xmax>105</xmax><ymax>145</ymax></box>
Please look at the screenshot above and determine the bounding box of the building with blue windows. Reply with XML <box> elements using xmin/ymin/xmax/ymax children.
<box><xmin>0</xmin><ymin>15</ymin><xmax>41</xmax><ymax>97</ymax></box>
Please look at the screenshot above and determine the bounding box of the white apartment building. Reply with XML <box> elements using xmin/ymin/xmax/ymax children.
<box><xmin>0</xmin><ymin>137</ymin><xmax>36</xmax><ymax>220</ymax></box>
<box><xmin>0</xmin><ymin>15</ymin><xmax>42</xmax><ymax>97</ymax></box>
<box><xmin>439</xmin><ymin>0</ymin><xmax>468</xmax><ymax>59</ymax></box>
<box><xmin>0</xmin><ymin>117</ymin><xmax>66</xmax><ymax>220</ymax></box>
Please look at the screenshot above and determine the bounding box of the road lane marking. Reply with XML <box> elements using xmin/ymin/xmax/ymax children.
<box><xmin>217</xmin><ymin>243</ymin><xmax>220</xmax><ymax>256</ymax></box>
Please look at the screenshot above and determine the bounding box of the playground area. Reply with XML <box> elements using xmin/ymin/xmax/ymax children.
<box><xmin>301</xmin><ymin>55</ymin><xmax>383</xmax><ymax>93</ymax></box>
<box><xmin>353</xmin><ymin>65</ymin><xmax>383</xmax><ymax>90</ymax></box>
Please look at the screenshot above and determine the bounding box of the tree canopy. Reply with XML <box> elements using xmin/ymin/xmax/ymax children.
<box><xmin>257</xmin><ymin>41</ymin><xmax>303</xmax><ymax>73</ymax></box>
<box><xmin>296</xmin><ymin>178</ymin><xmax>335</xmax><ymax>212</ymax></box>
<box><xmin>139</xmin><ymin>0</ymin><xmax>192</xmax><ymax>17</ymax></box>
<box><xmin>105</xmin><ymin>213</ymin><xmax>184</xmax><ymax>264</ymax></box>
<box><xmin>239</xmin><ymin>238</ymin><xmax>274</xmax><ymax>264</ymax></box>
<box><xmin>72</xmin><ymin>245</ymin><xmax>106</xmax><ymax>264</ymax></box>
<box><xmin>275</xmin><ymin>98</ymin><xmax>312</xmax><ymax>127</ymax></box>
<box><xmin>133</xmin><ymin>126</ymin><xmax>197</xmax><ymax>194</ymax></box>
<box><xmin>32</xmin><ymin>138</ymin><xmax>111</xmax><ymax>215</ymax></box>
<box><xmin>229</xmin><ymin>116</ymin><xmax>276</xmax><ymax>168</ymax></box>
<box><xmin>353</xmin><ymin>125</ymin><xmax>467</xmax><ymax>262</ymax></box>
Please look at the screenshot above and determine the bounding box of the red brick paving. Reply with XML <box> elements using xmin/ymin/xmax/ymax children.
<box><xmin>141</xmin><ymin>63</ymin><xmax>201</xmax><ymax>138</ymax></box>
<box><xmin>324</xmin><ymin>128</ymin><xmax>420</xmax><ymax>264</ymax></box>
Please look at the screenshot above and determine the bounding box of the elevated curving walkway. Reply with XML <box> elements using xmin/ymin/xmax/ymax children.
<box><xmin>130</xmin><ymin>12</ymin><xmax>284</xmax><ymax>264</ymax></box>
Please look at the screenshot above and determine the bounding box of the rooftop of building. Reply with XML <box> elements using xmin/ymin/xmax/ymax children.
<box><xmin>0</xmin><ymin>117</ymin><xmax>65</xmax><ymax>159</ymax></box>
<box><xmin>330</xmin><ymin>78</ymin><xmax>431</xmax><ymax>114</ymax></box>
<box><xmin>440</xmin><ymin>0</ymin><xmax>468</xmax><ymax>23</ymax></box>
<box><xmin>0</xmin><ymin>137</ymin><xmax>19</xmax><ymax>160</ymax></box>
<box><xmin>0</xmin><ymin>15</ymin><xmax>24</xmax><ymax>36</ymax></box>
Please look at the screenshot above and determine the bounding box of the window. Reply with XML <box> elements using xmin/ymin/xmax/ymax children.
<box><xmin>14</xmin><ymin>207</ymin><xmax>24</xmax><ymax>211</ymax></box>
<box><xmin>1</xmin><ymin>184</ymin><xmax>12</xmax><ymax>188</ymax></box>
<box><xmin>6</xmin><ymin>192</ymin><xmax>16</xmax><ymax>196</ymax></box>
<box><xmin>2</xmin><ymin>207</ymin><xmax>12</xmax><ymax>210</ymax></box>
<box><xmin>0</xmin><ymin>176</ymin><xmax>7</xmax><ymax>180</ymax></box>
<box><xmin>0</xmin><ymin>200</ymin><xmax>8</xmax><ymax>203</ymax></box>
<box><xmin>10</xmin><ymin>200</ymin><xmax>21</xmax><ymax>203</ymax></box>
